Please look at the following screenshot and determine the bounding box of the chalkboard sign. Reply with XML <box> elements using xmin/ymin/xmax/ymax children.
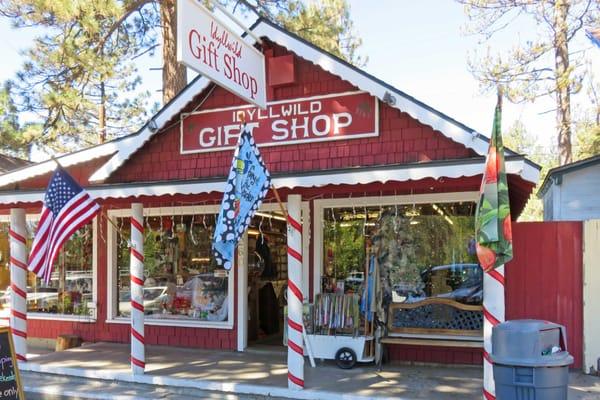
<box><xmin>0</xmin><ymin>328</ymin><xmax>24</xmax><ymax>399</ymax></box>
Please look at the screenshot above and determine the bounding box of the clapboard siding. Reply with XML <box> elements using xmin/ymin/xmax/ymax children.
<box><xmin>543</xmin><ymin>162</ymin><xmax>600</xmax><ymax>221</ymax></box>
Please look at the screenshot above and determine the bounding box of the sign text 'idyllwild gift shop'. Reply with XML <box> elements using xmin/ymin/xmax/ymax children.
<box><xmin>177</xmin><ymin>0</ymin><xmax>266</xmax><ymax>108</ymax></box>
<box><xmin>180</xmin><ymin>91</ymin><xmax>378</xmax><ymax>154</ymax></box>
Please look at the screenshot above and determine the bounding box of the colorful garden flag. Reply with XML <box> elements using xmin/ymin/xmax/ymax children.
<box><xmin>475</xmin><ymin>95</ymin><xmax>513</xmax><ymax>272</ymax></box>
<box><xmin>213</xmin><ymin>125</ymin><xmax>271</xmax><ymax>270</ymax></box>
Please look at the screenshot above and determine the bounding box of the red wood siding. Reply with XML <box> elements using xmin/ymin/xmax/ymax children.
<box><xmin>20</xmin><ymin>199</ymin><xmax>584</xmax><ymax>367</ymax></box>
<box><xmin>387</xmin><ymin>222</ymin><xmax>584</xmax><ymax>366</ymax></box>
<box><xmin>388</xmin><ymin>345</ymin><xmax>483</xmax><ymax>365</ymax></box>
<box><xmin>27</xmin><ymin>209</ymin><xmax>237</xmax><ymax>351</ymax></box>
<box><xmin>109</xmin><ymin>44</ymin><xmax>475</xmax><ymax>184</ymax></box>
<box><xmin>505</xmin><ymin>221</ymin><xmax>583</xmax><ymax>369</ymax></box>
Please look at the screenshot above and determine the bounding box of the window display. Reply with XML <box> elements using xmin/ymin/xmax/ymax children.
<box><xmin>0</xmin><ymin>221</ymin><xmax>94</xmax><ymax>317</ymax></box>
<box><xmin>322</xmin><ymin>201</ymin><xmax>482</xmax><ymax>335</ymax></box>
<box><xmin>115</xmin><ymin>213</ymin><xmax>230</xmax><ymax>323</ymax></box>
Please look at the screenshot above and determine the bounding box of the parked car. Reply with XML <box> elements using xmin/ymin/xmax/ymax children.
<box><xmin>0</xmin><ymin>286</ymin><xmax>71</xmax><ymax>312</ymax></box>
<box><xmin>419</xmin><ymin>263</ymin><xmax>482</xmax><ymax>305</ymax></box>
<box><xmin>119</xmin><ymin>286</ymin><xmax>170</xmax><ymax>316</ymax></box>
<box><xmin>344</xmin><ymin>271</ymin><xmax>364</xmax><ymax>292</ymax></box>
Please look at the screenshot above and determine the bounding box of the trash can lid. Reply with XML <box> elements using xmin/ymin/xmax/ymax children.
<box><xmin>491</xmin><ymin>319</ymin><xmax>574</xmax><ymax>367</ymax></box>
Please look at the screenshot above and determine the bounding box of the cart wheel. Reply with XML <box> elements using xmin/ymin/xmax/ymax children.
<box><xmin>335</xmin><ymin>347</ymin><xmax>357</xmax><ymax>369</ymax></box>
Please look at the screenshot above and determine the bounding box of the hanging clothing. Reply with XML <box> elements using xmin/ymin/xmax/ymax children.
<box><xmin>258</xmin><ymin>282</ymin><xmax>279</xmax><ymax>334</ymax></box>
<box><xmin>256</xmin><ymin>235</ymin><xmax>276</xmax><ymax>278</ymax></box>
<box><xmin>361</xmin><ymin>255</ymin><xmax>376</xmax><ymax>322</ymax></box>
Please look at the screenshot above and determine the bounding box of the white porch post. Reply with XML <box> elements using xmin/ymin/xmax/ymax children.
<box><xmin>286</xmin><ymin>194</ymin><xmax>304</xmax><ymax>389</ymax></box>
<box><xmin>237</xmin><ymin>232</ymin><xmax>248</xmax><ymax>352</ymax></box>
<box><xmin>9</xmin><ymin>208</ymin><xmax>27</xmax><ymax>362</ymax></box>
<box><xmin>130</xmin><ymin>203</ymin><xmax>145</xmax><ymax>374</ymax></box>
<box><xmin>483</xmin><ymin>265</ymin><xmax>505</xmax><ymax>399</ymax></box>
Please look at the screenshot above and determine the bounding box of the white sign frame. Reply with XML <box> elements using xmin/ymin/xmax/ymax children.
<box><xmin>177</xmin><ymin>0</ymin><xmax>267</xmax><ymax>108</ymax></box>
<box><xmin>178</xmin><ymin>91</ymin><xmax>379</xmax><ymax>154</ymax></box>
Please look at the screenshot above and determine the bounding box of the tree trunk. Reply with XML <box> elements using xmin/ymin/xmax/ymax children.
<box><xmin>99</xmin><ymin>82</ymin><xmax>106</xmax><ymax>143</ymax></box>
<box><xmin>554</xmin><ymin>0</ymin><xmax>572</xmax><ymax>165</ymax></box>
<box><xmin>160</xmin><ymin>0</ymin><xmax>187</xmax><ymax>104</ymax></box>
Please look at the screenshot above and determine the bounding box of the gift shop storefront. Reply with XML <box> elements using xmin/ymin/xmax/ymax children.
<box><xmin>0</xmin><ymin>18</ymin><xmax>539</xmax><ymax>368</ymax></box>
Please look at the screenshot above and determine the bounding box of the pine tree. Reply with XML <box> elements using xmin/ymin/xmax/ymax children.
<box><xmin>1</xmin><ymin>0</ymin><xmax>156</xmax><ymax>153</ymax></box>
<box><xmin>459</xmin><ymin>0</ymin><xmax>600</xmax><ymax>165</ymax></box>
<box><xmin>238</xmin><ymin>0</ymin><xmax>365</xmax><ymax>66</ymax></box>
<box><xmin>0</xmin><ymin>82</ymin><xmax>41</xmax><ymax>158</ymax></box>
<box><xmin>0</xmin><ymin>0</ymin><xmax>364</xmax><ymax>155</ymax></box>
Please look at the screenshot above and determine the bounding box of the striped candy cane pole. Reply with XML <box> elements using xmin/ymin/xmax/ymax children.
<box><xmin>9</xmin><ymin>208</ymin><xmax>27</xmax><ymax>362</ymax></box>
<box><xmin>483</xmin><ymin>265</ymin><xmax>505</xmax><ymax>400</ymax></box>
<box><xmin>286</xmin><ymin>194</ymin><xmax>304</xmax><ymax>390</ymax></box>
<box><xmin>130</xmin><ymin>203</ymin><xmax>145</xmax><ymax>374</ymax></box>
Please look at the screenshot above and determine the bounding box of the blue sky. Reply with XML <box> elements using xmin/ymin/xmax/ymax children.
<box><xmin>0</xmin><ymin>0</ymin><xmax>598</xmax><ymax>162</ymax></box>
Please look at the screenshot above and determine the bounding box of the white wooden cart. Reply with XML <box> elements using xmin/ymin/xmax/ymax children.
<box><xmin>304</xmin><ymin>334</ymin><xmax>375</xmax><ymax>369</ymax></box>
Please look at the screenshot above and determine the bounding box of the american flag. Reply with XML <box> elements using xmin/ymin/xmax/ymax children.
<box><xmin>28</xmin><ymin>167</ymin><xmax>100</xmax><ymax>283</ymax></box>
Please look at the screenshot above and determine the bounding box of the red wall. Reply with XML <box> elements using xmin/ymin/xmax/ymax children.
<box><xmin>387</xmin><ymin>222</ymin><xmax>584</xmax><ymax>367</ymax></box>
<box><xmin>8</xmin><ymin>44</ymin><xmax>550</xmax><ymax>364</ymax></box>
<box><xmin>505</xmin><ymin>221</ymin><xmax>583</xmax><ymax>369</ymax></box>
<box><xmin>109</xmin><ymin>43</ymin><xmax>475</xmax><ymax>184</ymax></box>
<box><xmin>27</xmin><ymin>209</ymin><xmax>238</xmax><ymax>351</ymax></box>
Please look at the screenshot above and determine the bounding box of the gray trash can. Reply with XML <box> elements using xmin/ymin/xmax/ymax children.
<box><xmin>491</xmin><ymin>319</ymin><xmax>574</xmax><ymax>400</ymax></box>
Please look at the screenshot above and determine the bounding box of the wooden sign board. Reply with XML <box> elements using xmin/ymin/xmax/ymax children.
<box><xmin>177</xmin><ymin>0</ymin><xmax>267</xmax><ymax>108</ymax></box>
<box><xmin>0</xmin><ymin>328</ymin><xmax>24</xmax><ymax>400</ymax></box>
<box><xmin>180</xmin><ymin>91</ymin><xmax>379</xmax><ymax>154</ymax></box>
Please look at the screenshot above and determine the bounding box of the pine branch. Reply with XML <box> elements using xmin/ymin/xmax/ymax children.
<box><xmin>96</xmin><ymin>0</ymin><xmax>155</xmax><ymax>54</ymax></box>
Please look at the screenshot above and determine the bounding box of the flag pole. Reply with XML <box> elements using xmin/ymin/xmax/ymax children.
<box><xmin>271</xmin><ymin>185</ymin><xmax>288</xmax><ymax>218</ymax></box>
<box><xmin>236</xmin><ymin>111</ymin><xmax>289</xmax><ymax>218</ymax></box>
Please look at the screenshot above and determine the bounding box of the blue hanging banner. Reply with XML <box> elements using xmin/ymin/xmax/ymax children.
<box><xmin>213</xmin><ymin>125</ymin><xmax>271</xmax><ymax>269</ymax></box>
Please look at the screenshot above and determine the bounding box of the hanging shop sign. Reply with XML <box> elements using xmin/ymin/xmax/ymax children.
<box><xmin>180</xmin><ymin>91</ymin><xmax>378</xmax><ymax>154</ymax></box>
<box><xmin>177</xmin><ymin>0</ymin><xmax>267</xmax><ymax>108</ymax></box>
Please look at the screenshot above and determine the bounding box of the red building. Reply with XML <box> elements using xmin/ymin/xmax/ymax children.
<box><xmin>0</xmin><ymin>18</ymin><xmax>539</xmax><ymax>365</ymax></box>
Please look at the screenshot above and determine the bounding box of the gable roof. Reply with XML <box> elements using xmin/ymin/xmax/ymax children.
<box><xmin>0</xmin><ymin>154</ymin><xmax>30</xmax><ymax>173</ymax></box>
<box><xmin>0</xmin><ymin>17</ymin><xmax>540</xmax><ymax>189</ymax></box>
<box><xmin>90</xmin><ymin>17</ymin><xmax>523</xmax><ymax>182</ymax></box>
<box><xmin>538</xmin><ymin>154</ymin><xmax>600</xmax><ymax>196</ymax></box>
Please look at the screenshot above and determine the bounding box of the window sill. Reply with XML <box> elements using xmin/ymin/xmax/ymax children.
<box><xmin>105</xmin><ymin>317</ymin><xmax>233</xmax><ymax>329</ymax></box>
<box><xmin>28</xmin><ymin>313</ymin><xmax>96</xmax><ymax>323</ymax></box>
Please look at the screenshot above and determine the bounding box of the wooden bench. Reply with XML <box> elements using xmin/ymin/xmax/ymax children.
<box><xmin>381</xmin><ymin>337</ymin><xmax>483</xmax><ymax>348</ymax></box>
<box><xmin>381</xmin><ymin>298</ymin><xmax>484</xmax><ymax>352</ymax></box>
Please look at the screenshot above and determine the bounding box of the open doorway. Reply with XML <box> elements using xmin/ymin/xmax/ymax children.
<box><xmin>246</xmin><ymin>211</ymin><xmax>288</xmax><ymax>348</ymax></box>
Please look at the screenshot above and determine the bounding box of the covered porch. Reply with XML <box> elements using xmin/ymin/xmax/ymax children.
<box><xmin>21</xmin><ymin>341</ymin><xmax>600</xmax><ymax>400</ymax></box>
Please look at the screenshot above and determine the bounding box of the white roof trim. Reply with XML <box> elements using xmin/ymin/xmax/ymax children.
<box><xmin>87</xmin><ymin>19</ymin><xmax>497</xmax><ymax>183</ymax></box>
<box><xmin>0</xmin><ymin>137</ymin><xmax>129</xmax><ymax>188</ymax></box>
<box><xmin>88</xmin><ymin>76</ymin><xmax>213</xmax><ymax>182</ymax></box>
<box><xmin>0</xmin><ymin>158</ymin><xmax>538</xmax><ymax>205</ymax></box>
<box><xmin>6</xmin><ymin>19</ymin><xmax>529</xmax><ymax>187</ymax></box>
<box><xmin>250</xmin><ymin>22</ymin><xmax>491</xmax><ymax>156</ymax></box>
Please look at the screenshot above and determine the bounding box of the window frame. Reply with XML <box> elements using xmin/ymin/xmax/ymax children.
<box><xmin>0</xmin><ymin>214</ymin><xmax>98</xmax><ymax>323</ymax></box>
<box><xmin>106</xmin><ymin>205</ymin><xmax>235</xmax><ymax>329</ymax></box>
<box><xmin>313</xmin><ymin>191</ymin><xmax>481</xmax><ymax>340</ymax></box>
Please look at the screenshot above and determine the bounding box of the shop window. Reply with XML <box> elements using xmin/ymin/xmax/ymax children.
<box><xmin>114</xmin><ymin>214</ymin><xmax>230</xmax><ymax>323</ymax></box>
<box><xmin>322</xmin><ymin>202</ymin><xmax>482</xmax><ymax>336</ymax></box>
<box><xmin>0</xmin><ymin>221</ymin><xmax>95</xmax><ymax>317</ymax></box>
